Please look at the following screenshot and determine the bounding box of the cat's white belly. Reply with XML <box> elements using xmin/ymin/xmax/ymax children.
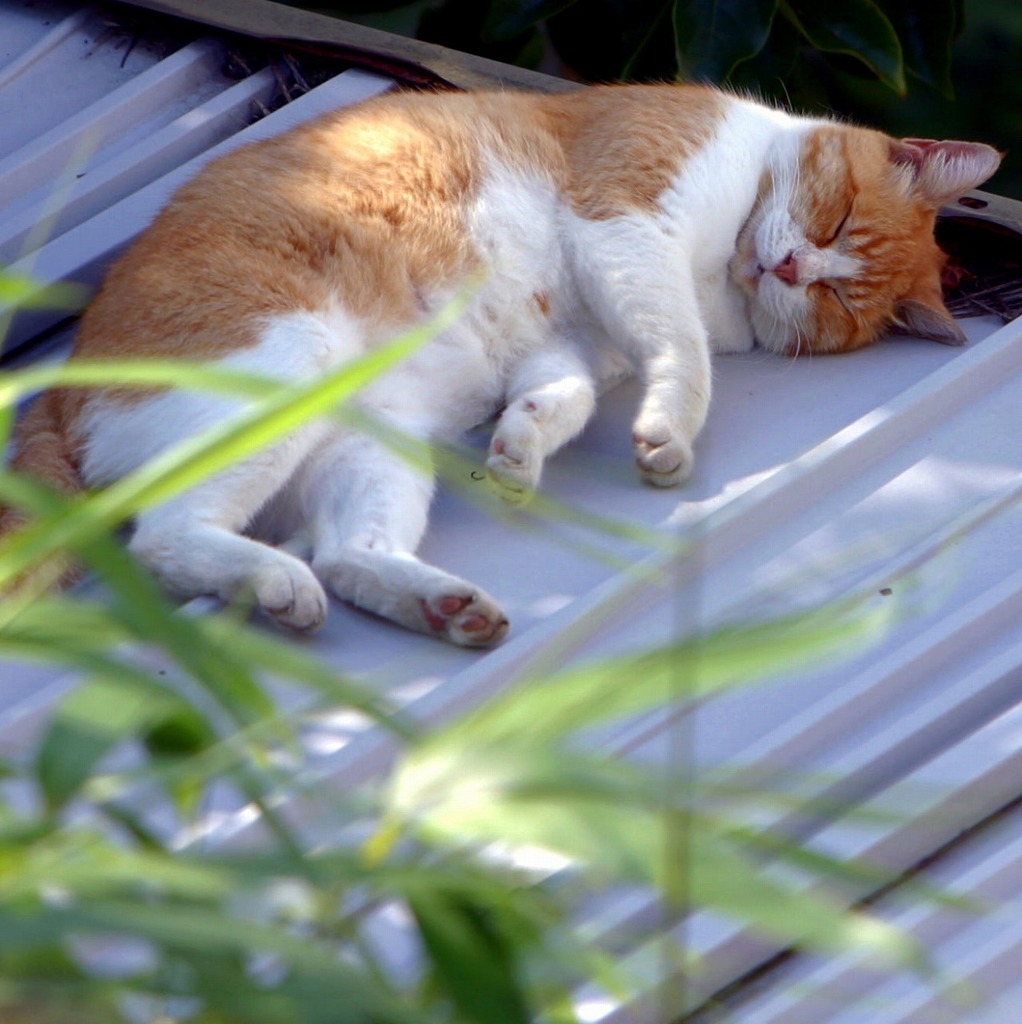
<box><xmin>78</xmin><ymin>307</ymin><xmax>364</xmax><ymax>487</ymax></box>
<box><xmin>357</xmin><ymin>322</ymin><xmax>508</xmax><ymax>438</ymax></box>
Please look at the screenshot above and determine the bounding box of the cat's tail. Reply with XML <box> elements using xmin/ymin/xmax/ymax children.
<box><xmin>0</xmin><ymin>390</ymin><xmax>85</xmax><ymax>588</ymax></box>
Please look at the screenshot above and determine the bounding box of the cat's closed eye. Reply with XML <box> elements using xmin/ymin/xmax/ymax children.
<box><xmin>823</xmin><ymin>204</ymin><xmax>854</xmax><ymax>246</ymax></box>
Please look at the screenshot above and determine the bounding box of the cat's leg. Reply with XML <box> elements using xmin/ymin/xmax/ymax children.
<box><xmin>615</xmin><ymin>277</ymin><xmax>710</xmax><ymax>488</ymax></box>
<box><xmin>486</xmin><ymin>340</ymin><xmax>597</xmax><ymax>504</ymax></box>
<box><xmin>111</xmin><ymin>307</ymin><xmax>371</xmax><ymax>631</ymax></box>
<box><xmin>570</xmin><ymin>225</ymin><xmax>711</xmax><ymax>487</ymax></box>
<box><xmin>630</xmin><ymin>315</ymin><xmax>711</xmax><ymax>488</ymax></box>
<box><xmin>305</xmin><ymin>431</ymin><xmax>508</xmax><ymax>646</ymax></box>
<box><xmin>128</xmin><ymin>425</ymin><xmax>330</xmax><ymax>632</ymax></box>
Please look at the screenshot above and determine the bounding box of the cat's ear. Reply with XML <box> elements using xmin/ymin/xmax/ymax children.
<box><xmin>893</xmin><ymin>293</ymin><xmax>968</xmax><ymax>347</ymax></box>
<box><xmin>889</xmin><ymin>138</ymin><xmax>1002</xmax><ymax>207</ymax></box>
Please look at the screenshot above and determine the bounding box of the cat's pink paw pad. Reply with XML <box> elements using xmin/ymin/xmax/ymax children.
<box><xmin>421</xmin><ymin>591</ymin><xmax>509</xmax><ymax>647</ymax></box>
<box><xmin>633</xmin><ymin>429</ymin><xmax>694</xmax><ymax>488</ymax></box>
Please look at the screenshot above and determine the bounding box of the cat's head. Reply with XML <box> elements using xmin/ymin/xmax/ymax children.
<box><xmin>730</xmin><ymin>125</ymin><xmax>1002</xmax><ymax>355</ymax></box>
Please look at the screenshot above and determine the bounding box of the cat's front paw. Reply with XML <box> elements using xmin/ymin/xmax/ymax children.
<box><xmin>421</xmin><ymin>588</ymin><xmax>509</xmax><ymax>647</ymax></box>
<box><xmin>632</xmin><ymin>422</ymin><xmax>694</xmax><ymax>488</ymax></box>
<box><xmin>251</xmin><ymin>558</ymin><xmax>328</xmax><ymax>632</ymax></box>
<box><xmin>486</xmin><ymin>430</ymin><xmax>542</xmax><ymax>506</ymax></box>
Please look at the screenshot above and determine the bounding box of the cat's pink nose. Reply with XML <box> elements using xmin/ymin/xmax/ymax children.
<box><xmin>772</xmin><ymin>252</ymin><xmax>800</xmax><ymax>286</ymax></box>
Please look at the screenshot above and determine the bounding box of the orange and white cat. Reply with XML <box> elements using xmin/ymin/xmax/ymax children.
<box><xmin>4</xmin><ymin>84</ymin><xmax>1001</xmax><ymax>645</ymax></box>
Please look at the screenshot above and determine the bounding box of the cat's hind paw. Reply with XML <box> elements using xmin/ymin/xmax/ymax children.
<box><xmin>421</xmin><ymin>589</ymin><xmax>509</xmax><ymax>647</ymax></box>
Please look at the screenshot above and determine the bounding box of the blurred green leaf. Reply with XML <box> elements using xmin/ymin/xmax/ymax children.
<box><xmin>196</xmin><ymin>613</ymin><xmax>415</xmax><ymax>739</ymax></box>
<box><xmin>729</xmin><ymin>819</ymin><xmax>981</xmax><ymax>914</ymax></box>
<box><xmin>687</xmin><ymin>830</ymin><xmax>918</xmax><ymax>964</ymax></box>
<box><xmin>50</xmin><ymin>532</ymin><xmax>280</xmax><ymax>733</ymax></box>
<box><xmin>673</xmin><ymin>0</ymin><xmax>778</xmax><ymax>80</ymax></box>
<box><xmin>35</xmin><ymin>677</ymin><xmax>211</xmax><ymax>814</ymax></box>
<box><xmin>781</xmin><ymin>0</ymin><xmax>906</xmax><ymax>94</ymax></box>
<box><xmin>382</xmin><ymin>593</ymin><xmax>915</xmax><ymax>964</ymax></box>
<box><xmin>4</xmin><ymin>538</ymin><xmax>310</xmax><ymax>851</ymax></box>
<box><xmin>0</xmin><ymin>600</ymin><xmax>136</xmax><ymax>676</ymax></box>
<box><xmin>0</xmin><ymin>273</ymin><xmax>90</xmax><ymax>314</ymax></box>
<box><xmin>0</xmin><ymin>359</ymin><xmax>280</xmax><ymax>413</ymax></box>
<box><xmin>389</xmin><ymin>741</ymin><xmax>919</xmax><ymax>964</ymax></box>
<box><xmin>0</xmin><ymin>833</ymin><xmax>230</xmax><ymax>904</ymax></box>
<box><xmin>0</xmin><ymin>900</ymin><xmax>418</xmax><ymax>1024</ymax></box>
<box><xmin>142</xmin><ymin>712</ymin><xmax>211</xmax><ymax>759</ymax></box>
<box><xmin>408</xmin><ymin>890</ymin><xmax>533</xmax><ymax>1024</ymax></box>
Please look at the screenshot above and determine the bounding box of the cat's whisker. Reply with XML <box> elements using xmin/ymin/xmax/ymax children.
<box><xmin>800</xmin><ymin>330</ymin><xmax>812</xmax><ymax>363</ymax></box>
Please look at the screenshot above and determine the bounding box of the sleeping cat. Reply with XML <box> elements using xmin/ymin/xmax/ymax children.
<box><xmin>3</xmin><ymin>84</ymin><xmax>1001</xmax><ymax>646</ymax></box>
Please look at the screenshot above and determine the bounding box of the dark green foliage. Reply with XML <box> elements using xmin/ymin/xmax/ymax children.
<box><xmin>279</xmin><ymin>0</ymin><xmax>956</xmax><ymax>100</ymax></box>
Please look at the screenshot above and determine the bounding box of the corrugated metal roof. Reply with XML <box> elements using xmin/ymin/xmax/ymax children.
<box><xmin>3</xmin><ymin>2</ymin><xmax>1022</xmax><ymax>1019</ymax></box>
